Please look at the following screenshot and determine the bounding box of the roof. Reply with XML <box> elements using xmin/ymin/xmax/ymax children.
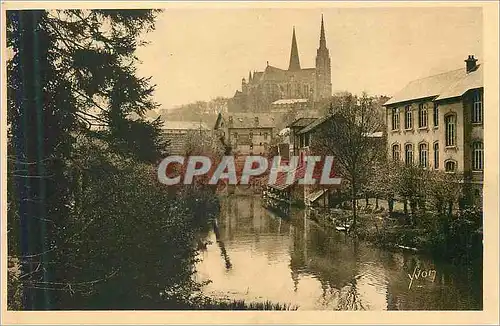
<box><xmin>436</xmin><ymin>65</ymin><xmax>483</xmax><ymax>100</ymax></box>
<box><xmin>297</xmin><ymin>115</ymin><xmax>331</xmax><ymax>134</ymax></box>
<box><xmin>272</xmin><ymin>98</ymin><xmax>309</xmax><ymax>105</ymax></box>
<box><xmin>384</xmin><ymin>64</ymin><xmax>483</xmax><ymax>106</ymax></box>
<box><xmin>224</xmin><ymin>113</ymin><xmax>277</xmax><ymax>129</ymax></box>
<box><xmin>269</xmin><ymin>164</ymin><xmax>307</xmax><ymax>191</ymax></box>
<box><xmin>365</xmin><ymin>131</ymin><xmax>384</xmax><ymax>138</ymax></box>
<box><xmin>250</xmin><ymin>65</ymin><xmax>316</xmax><ymax>84</ymax></box>
<box><xmin>162</xmin><ymin>120</ymin><xmax>209</xmax><ymax>130</ymax></box>
<box><xmin>306</xmin><ymin>189</ymin><xmax>328</xmax><ymax>204</ymax></box>
<box><xmin>287</xmin><ymin>117</ymin><xmax>317</xmax><ymax>128</ymax></box>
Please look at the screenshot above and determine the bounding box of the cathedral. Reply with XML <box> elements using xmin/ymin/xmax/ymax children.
<box><xmin>228</xmin><ymin>16</ymin><xmax>332</xmax><ymax>113</ymax></box>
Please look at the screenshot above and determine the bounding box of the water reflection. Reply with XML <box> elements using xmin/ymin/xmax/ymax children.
<box><xmin>196</xmin><ymin>194</ymin><xmax>481</xmax><ymax>310</ymax></box>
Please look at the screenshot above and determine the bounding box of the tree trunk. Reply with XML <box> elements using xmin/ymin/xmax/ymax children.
<box><xmin>14</xmin><ymin>11</ymin><xmax>54</xmax><ymax>310</ymax></box>
<box><xmin>365</xmin><ymin>194</ymin><xmax>369</xmax><ymax>207</ymax></box>
<box><xmin>351</xmin><ymin>186</ymin><xmax>357</xmax><ymax>232</ymax></box>
<box><xmin>375</xmin><ymin>197</ymin><xmax>379</xmax><ymax>209</ymax></box>
<box><xmin>436</xmin><ymin>198</ymin><xmax>443</xmax><ymax>216</ymax></box>
<box><xmin>447</xmin><ymin>200</ymin><xmax>453</xmax><ymax>218</ymax></box>
<box><xmin>403</xmin><ymin>198</ymin><xmax>408</xmax><ymax>216</ymax></box>
<box><xmin>388</xmin><ymin>197</ymin><xmax>394</xmax><ymax>214</ymax></box>
<box><xmin>410</xmin><ymin>199</ymin><xmax>417</xmax><ymax>226</ymax></box>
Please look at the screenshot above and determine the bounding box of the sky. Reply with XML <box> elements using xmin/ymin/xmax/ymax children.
<box><xmin>135</xmin><ymin>7</ymin><xmax>482</xmax><ymax>110</ymax></box>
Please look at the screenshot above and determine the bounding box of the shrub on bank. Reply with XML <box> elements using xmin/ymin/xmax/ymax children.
<box><xmin>425</xmin><ymin>207</ymin><xmax>482</xmax><ymax>263</ymax></box>
<box><xmin>362</xmin><ymin>207</ymin><xmax>482</xmax><ymax>263</ymax></box>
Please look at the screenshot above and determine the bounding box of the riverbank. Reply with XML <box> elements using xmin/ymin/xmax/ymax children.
<box><xmin>309</xmin><ymin>202</ymin><xmax>482</xmax><ymax>265</ymax></box>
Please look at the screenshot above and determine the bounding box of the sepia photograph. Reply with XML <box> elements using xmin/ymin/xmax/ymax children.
<box><xmin>1</xmin><ymin>1</ymin><xmax>499</xmax><ymax>324</ymax></box>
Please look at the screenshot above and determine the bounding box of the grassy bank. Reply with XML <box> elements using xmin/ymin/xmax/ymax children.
<box><xmin>311</xmin><ymin>201</ymin><xmax>482</xmax><ymax>264</ymax></box>
<box><xmin>193</xmin><ymin>298</ymin><xmax>298</xmax><ymax>310</ymax></box>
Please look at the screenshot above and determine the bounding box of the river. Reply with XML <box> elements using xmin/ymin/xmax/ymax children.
<box><xmin>195</xmin><ymin>194</ymin><xmax>482</xmax><ymax>310</ymax></box>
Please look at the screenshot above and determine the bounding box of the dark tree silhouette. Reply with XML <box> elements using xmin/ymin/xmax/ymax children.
<box><xmin>6</xmin><ymin>9</ymin><xmax>167</xmax><ymax>309</ymax></box>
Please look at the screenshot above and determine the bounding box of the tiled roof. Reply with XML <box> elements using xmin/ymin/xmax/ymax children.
<box><xmin>385</xmin><ymin>64</ymin><xmax>483</xmax><ymax>106</ymax></box>
<box><xmin>269</xmin><ymin>164</ymin><xmax>307</xmax><ymax>191</ymax></box>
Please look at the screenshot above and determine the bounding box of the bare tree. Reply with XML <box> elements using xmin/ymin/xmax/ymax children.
<box><xmin>312</xmin><ymin>92</ymin><xmax>384</xmax><ymax>232</ymax></box>
<box><xmin>426</xmin><ymin>170</ymin><xmax>463</xmax><ymax>217</ymax></box>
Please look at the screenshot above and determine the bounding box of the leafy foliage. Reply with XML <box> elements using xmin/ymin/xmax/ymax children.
<box><xmin>6</xmin><ymin>9</ymin><xmax>187</xmax><ymax>310</ymax></box>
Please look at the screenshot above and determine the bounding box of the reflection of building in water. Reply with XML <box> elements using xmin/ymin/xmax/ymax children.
<box><xmin>289</xmin><ymin>208</ymin><xmax>358</xmax><ymax>297</ymax></box>
<box><xmin>199</xmin><ymin>195</ymin><xmax>481</xmax><ymax>310</ymax></box>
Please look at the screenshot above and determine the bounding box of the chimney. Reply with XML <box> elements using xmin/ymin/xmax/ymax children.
<box><xmin>465</xmin><ymin>55</ymin><xmax>478</xmax><ymax>73</ymax></box>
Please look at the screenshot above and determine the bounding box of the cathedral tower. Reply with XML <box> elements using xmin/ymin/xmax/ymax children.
<box><xmin>315</xmin><ymin>15</ymin><xmax>332</xmax><ymax>100</ymax></box>
<box><xmin>288</xmin><ymin>27</ymin><xmax>301</xmax><ymax>71</ymax></box>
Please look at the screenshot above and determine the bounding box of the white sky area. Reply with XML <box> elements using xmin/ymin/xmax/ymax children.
<box><xmin>135</xmin><ymin>7</ymin><xmax>482</xmax><ymax>110</ymax></box>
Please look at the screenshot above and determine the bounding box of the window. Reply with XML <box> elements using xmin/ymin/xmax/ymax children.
<box><xmin>472</xmin><ymin>90</ymin><xmax>483</xmax><ymax>123</ymax></box>
<box><xmin>264</xmin><ymin>132</ymin><xmax>268</xmax><ymax>140</ymax></box>
<box><xmin>472</xmin><ymin>141</ymin><xmax>484</xmax><ymax>171</ymax></box>
<box><xmin>391</xmin><ymin>108</ymin><xmax>400</xmax><ymax>130</ymax></box>
<box><xmin>433</xmin><ymin>142</ymin><xmax>439</xmax><ymax>169</ymax></box>
<box><xmin>304</xmin><ymin>133</ymin><xmax>310</xmax><ymax>147</ymax></box>
<box><xmin>418</xmin><ymin>103</ymin><xmax>428</xmax><ymax>128</ymax></box>
<box><xmin>405</xmin><ymin>144</ymin><xmax>414</xmax><ymax>165</ymax></box>
<box><xmin>433</xmin><ymin>103</ymin><xmax>439</xmax><ymax>127</ymax></box>
<box><xmin>445</xmin><ymin>160</ymin><xmax>457</xmax><ymax>173</ymax></box>
<box><xmin>249</xmin><ymin>131</ymin><xmax>253</xmax><ymax>139</ymax></box>
<box><xmin>445</xmin><ymin>114</ymin><xmax>456</xmax><ymax>146</ymax></box>
<box><xmin>392</xmin><ymin>144</ymin><xmax>400</xmax><ymax>161</ymax></box>
<box><xmin>233</xmin><ymin>132</ymin><xmax>238</xmax><ymax>139</ymax></box>
<box><xmin>419</xmin><ymin>143</ymin><xmax>428</xmax><ymax>168</ymax></box>
<box><xmin>404</xmin><ymin>105</ymin><xmax>413</xmax><ymax>129</ymax></box>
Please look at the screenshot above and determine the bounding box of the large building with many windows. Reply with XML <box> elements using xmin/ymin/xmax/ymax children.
<box><xmin>384</xmin><ymin>55</ymin><xmax>483</xmax><ymax>204</ymax></box>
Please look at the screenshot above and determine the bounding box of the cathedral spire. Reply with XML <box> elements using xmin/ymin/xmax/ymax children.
<box><xmin>288</xmin><ymin>27</ymin><xmax>301</xmax><ymax>71</ymax></box>
<box><xmin>319</xmin><ymin>14</ymin><xmax>327</xmax><ymax>49</ymax></box>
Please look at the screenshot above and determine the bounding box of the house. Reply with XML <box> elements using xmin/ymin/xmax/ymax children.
<box><xmin>213</xmin><ymin>112</ymin><xmax>276</xmax><ymax>156</ymax></box>
<box><xmin>384</xmin><ymin>55</ymin><xmax>484</xmax><ymax>205</ymax></box>
<box><xmin>287</xmin><ymin>117</ymin><xmax>318</xmax><ymax>157</ymax></box>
